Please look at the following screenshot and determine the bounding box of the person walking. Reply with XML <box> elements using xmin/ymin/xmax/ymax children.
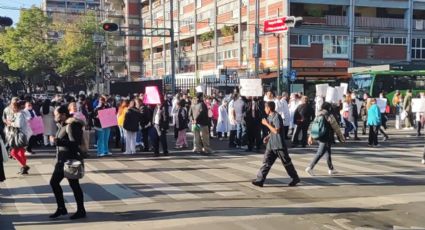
<box><xmin>49</xmin><ymin>105</ymin><xmax>86</xmax><ymax>220</ymax></box>
<box><xmin>415</xmin><ymin>92</ymin><xmax>425</xmax><ymax>136</ymax></box>
<box><xmin>280</xmin><ymin>92</ymin><xmax>291</xmax><ymax>139</ymax></box>
<box><xmin>40</xmin><ymin>99</ymin><xmax>57</xmax><ymax>147</ymax></box>
<box><xmin>342</xmin><ymin>96</ymin><xmax>354</xmax><ymax>139</ymax></box>
<box><xmin>93</xmin><ymin>96</ymin><xmax>111</xmax><ymax>157</ymax></box>
<box><xmin>5</xmin><ymin>100</ymin><xmax>31</xmax><ymax>174</ymax></box>
<box><xmin>123</xmin><ymin>100</ymin><xmax>142</xmax><ymax>155</ymax></box>
<box><xmin>211</xmin><ymin>98</ymin><xmax>219</xmax><ymax>138</ymax></box>
<box><xmin>216</xmin><ymin>99</ymin><xmax>229</xmax><ymax>139</ymax></box>
<box><xmin>252</xmin><ymin>101</ymin><xmax>300</xmax><ymax>187</ymax></box>
<box><xmin>360</xmin><ymin>93</ymin><xmax>370</xmax><ymax>135</ymax></box>
<box><xmin>175</xmin><ymin>99</ymin><xmax>189</xmax><ymax>149</ymax></box>
<box><xmin>367</xmin><ymin>98</ymin><xmax>382</xmax><ymax>147</ymax></box>
<box><xmin>305</xmin><ymin>102</ymin><xmax>345</xmax><ymax>176</ymax></box>
<box><xmin>403</xmin><ymin>89</ymin><xmax>414</xmax><ymax>129</ymax></box>
<box><xmin>351</xmin><ymin>95</ymin><xmax>360</xmax><ymax>140</ymax></box>
<box><xmin>189</xmin><ymin>92</ymin><xmax>213</xmax><ymax>154</ymax></box>
<box><xmin>0</xmin><ymin>137</ymin><xmax>5</xmax><ymax>182</ymax></box>
<box><xmin>152</xmin><ymin>99</ymin><xmax>170</xmax><ymax>156</ymax></box>
<box><xmin>292</xmin><ymin>96</ymin><xmax>315</xmax><ymax>148</ymax></box>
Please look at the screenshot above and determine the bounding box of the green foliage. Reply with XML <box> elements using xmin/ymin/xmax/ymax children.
<box><xmin>199</xmin><ymin>31</ymin><xmax>214</xmax><ymax>42</ymax></box>
<box><xmin>308</xmin><ymin>8</ymin><xmax>324</xmax><ymax>17</ymax></box>
<box><xmin>0</xmin><ymin>7</ymin><xmax>57</xmax><ymax>77</ymax></box>
<box><xmin>220</xmin><ymin>25</ymin><xmax>235</xmax><ymax>37</ymax></box>
<box><xmin>55</xmin><ymin>11</ymin><xmax>98</xmax><ymax>78</ymax></box>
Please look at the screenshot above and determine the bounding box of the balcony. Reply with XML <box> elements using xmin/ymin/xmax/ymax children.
<box><xmin>218</xmin><ymin>35</ymin><xmax>235</xmax><ymax>45</ymax></box>
<box><xmin>108</xmin><ymin>56</ymin><xmax>126</xmax><ymax>62</ymax></box>
<box><xmin>355</xmin><ymin>16</ymin><xmax>406</xmax><ymax>29</ymax></box>
<box><xmin>153</xmin><ymin>52</ymin><xmax>163</xmax><ymax>59</ymax></box>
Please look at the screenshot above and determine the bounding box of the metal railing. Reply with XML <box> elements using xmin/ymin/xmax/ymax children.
<box><xmin>355</xmin><ymin>16</ymin><xmax>406</xmax><ymax>29</ymax></box>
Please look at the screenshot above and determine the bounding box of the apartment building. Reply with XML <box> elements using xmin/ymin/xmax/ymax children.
<box><xmin>103</xmin><ymin>0</ymin><xmax>425</xmax><ymax>83</ymax></box>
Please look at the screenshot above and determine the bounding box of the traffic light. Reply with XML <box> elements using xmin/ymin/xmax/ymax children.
<box><xmin>0</xmin><ymin>16</ymin><xmax>13</xmax><ymax>27</ymax></box>
<box><xmin>102</xmin><ymin>23</ymin><xmax>118</xmax><ymax>32</ymax></box>
<box><xmin>285</xmin><ymin>16</ymin><xmax>303</xmax><ymax>28</ymax></box>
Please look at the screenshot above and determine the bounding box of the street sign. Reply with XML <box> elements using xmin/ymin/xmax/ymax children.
<box><xmin>93</xmin><ymin>33</ymin><xmax>105</xmax><ymax>43</ymax></box>
<box><xmin>263</xmin><ymin>17</ymin><xmax>288</xmax><ymax>33</ymax></box>
<box><xmin>289</xmin><ymin>70</ymin><xmax>297</xmax><ymax>82</ymax></box>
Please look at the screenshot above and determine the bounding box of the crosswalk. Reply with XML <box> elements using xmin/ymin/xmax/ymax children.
<box><xmin>1</xmin><ymin>147</ymin><xmax>425</xmax><ymax>217</ymax></box>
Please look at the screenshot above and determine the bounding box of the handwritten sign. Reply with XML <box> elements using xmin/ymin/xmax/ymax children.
<box><xmin>240</xmin><ymin>79</ymin><xmax>263</xmax><ymax>97</ymax></box>
<box><xmin>28</xmin><ymin>116</ymin><xmax>44</xmax><ymax>135</ymax></box>
<box><xmin>315</xmin><ymin>84</ymin><xmax>328</xmax><ymax>97</ymax></box>
<box><xmin>412</xmin><ymin>98</ymin><xmax>425</xmax><ymax>113</ymax></box>
<box><xmin>143</xmin><ymin>86</ymin><xmax>161</xmax><ymax>105</ymax></box>
<box><xmin>376</xmin><ymin>98</ymin><xmax>387</xmax><ymax>113</ymax></box>
<box><xmin>98</xmin><ymin>108</ymin><xmax>118</xmax><ymax>128</ymax></box>
<box><xmin>340</xmin><ymin>83</ymin><xmax>348</xmax><ymax>95</ymax></box>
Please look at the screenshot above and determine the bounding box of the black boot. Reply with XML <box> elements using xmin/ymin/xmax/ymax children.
<box><xmin>21</xmin><ymin>166</ymin><xmax>30</xmax><ymax>175</ymax></box>
<box><xmin>288</xmin><ymin>177</ymin><xmax>300</xmax><ymax>187</ymax></box>
<box><xmin>251</xmin><ymin>179</ymin><xmax>264</xmax><ymax>187</ymax></box>
<box><xmin>49</xmin><ymin>207</ymin><xmax>68</xmax><ymax>218</ymax></box>
<box><xmin>70</xmin><ymin>209</ymin><xmax>86</xmax><ymax>220</ymax></box>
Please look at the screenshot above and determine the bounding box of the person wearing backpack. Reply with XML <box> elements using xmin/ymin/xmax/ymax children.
<box><xmin>305</xmin><ymin>102</ymin><xmax>345</xmax><ymax>176</ymax></box>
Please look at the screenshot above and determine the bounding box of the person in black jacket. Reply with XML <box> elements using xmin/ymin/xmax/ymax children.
<box><xmin>245</xmin><ymin>97</ymin><xmax>262</xmax><ymax>152</ymax></box>
<box><xmin>50</xmin><ymin>105</ymin><xmax>86</xmax><ymax>220</ymax></box>
<box><xmin>175</xmin><ymin>99</ymin><xmax>189</xmax><ymax>149</ymax></box>
<box><xmin>0</xmin><ymin>137</ymin><xmax>5</xmax><ymax>182</ymax></box>
<box><xmin>139</xmin><ymin>101</ymin><xmax>153</xmax><ymax>152</ymax></box>
<box><xmin>123</xmin><ymin>100</ymin><xmax>142</xmax><ymax>155</ymax></box>
<box><xmin>152</xmin><ymin>98</ymin><xmax>169</xmax><ymax>156</ymax></box>
<box><xmin>189</xmin><ymin>92</ymin><xmax>213</xmax><ymax>154</ymax></box>
<box><xmin>292</xmin><ymin>96</ymin><xmax>315</xmax><ymax>147</ymax></box>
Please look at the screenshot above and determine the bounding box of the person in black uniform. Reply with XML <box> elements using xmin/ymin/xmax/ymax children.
<box><xmin>292</xmin><ymin>96</ymin><xmax>315</xmax><ymax>147</ymax></box>
<box><xmin>245</xmin><ymin>97</ymin><xmax>262</xmax><ymax>152</ymax></box>
<box><xmin>252</xmin><ymin>101</ymin><xmax>300</xmax><ymax>187</ymax></box>
<box><xmin>49</xmin><ymin>105</ymin><xmax>86</xmax><ymax>220</ymax></box>
<box><xmin>152</xmin><ymin>99</ymin><xmax>169</xmax><ymax>156</ymax></box>
<box><xmin>139</xmin><ymin>101</ymin><xmax>153</xmax><ymax>152</ymax></box>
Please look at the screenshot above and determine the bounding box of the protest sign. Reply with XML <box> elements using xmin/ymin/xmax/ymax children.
<box><xmin>28</xmin><ymin>116</ymin><xmax>44</xmax><ymax>135</ymax></box>
<box><xmin>340</xmin><ymin>83</ymin><xmax>348</xmax><ymax>95</ymax></box>
<box><xmin>143</xmin><ymin>86</ymin><xmax>161</xmax><ymax>104</ymax></box>
<box><xmin>315</xmin><ymin>84</ymin><xmax>328</xmax><ymax>97</ymax></box>
<box><xmin>325</xmin><ymin>87</ymin><xmax>338</xmax><ymax>103</ymax></box>
<box><xmin>376</xmin><ymin>98</ymin><xmax>387</xmax><ymax>113</ymax></box>
<box><xmin>98</xmin><ymin>108</ymin><xmax>118</xmax><ymax>128</ymax></box>
<box><xmin>412</xmin><ymin>98</ymin><xmax>425</xmax><ymax>113</ymax></box>
<box><xmin>240</xmin><ymin>79</ymin><xmax>263</xmax><ymax>97</ymax></box>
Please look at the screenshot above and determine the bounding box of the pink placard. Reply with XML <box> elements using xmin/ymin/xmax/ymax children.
<box><xmin>98</xmin><ymin>108</ymin><xmax>118</xmax><ymax>128</ymax></box>
<box><xmin>143</xmin><ymin>86</ymin><xmax>161</xmax><ymax>105</ymax></box>
<box><xmin>29</xmin><ymin>116</ymin><xmax>44</xmax><ymax>135</ymax></box>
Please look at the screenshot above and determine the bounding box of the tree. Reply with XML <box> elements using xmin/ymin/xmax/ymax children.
<box><xmin>0</xmin><ymin>7</ymin><xmax>57</xmax><ymax>83</ymax></box>
<box><xmin>55</xmin><ymin>12</ymin><xmax>98</xmax><ymax>79</ymax></box>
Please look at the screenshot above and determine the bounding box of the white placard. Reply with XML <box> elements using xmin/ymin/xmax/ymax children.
<box><xmin>325</xmin><ymin>87</ymin><xmax>338</xmax><ymax>103</ymax></box>
<box><xmin>376</xmin><ymin>98</ymin><xmax>387</xmax><ymax>113</ymax></box>
<box><xmin>240</xmin><ymin>79</ymin><xmax>263</xmax><ymax>97</ymax></box>
<box><xmin>195</xmin><ymin>85</ymin><xmax>204</xmax><ymax>93</ymax></box>
<box><xmin>412</xmin><ymin>98</ymin><xmax>425</xmax><ymax>113</ymax></box>
<box><xmin>315</xmin><ymin>84</ymin><xmax>328</xmax><ymax>97</ymax></box>
<box><xmin>340</xmin><ymin>83</ymin><xmax>348</xmax><ymax>95</ymax></box>
<box><xmin>335</xmin><ymin>86</ymin><xmax>345</xmax><ymax>101</ymax></box>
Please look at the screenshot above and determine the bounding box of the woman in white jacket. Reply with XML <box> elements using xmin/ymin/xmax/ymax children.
<box><xmin>217</xmin><ymin>100</ymin><xmax>229</xmax><ymax>140</ymax></box>
<box><xmin>5</xmin><ymin>100</ymin><xmax>31</xmax><ymax>174</ymax></box>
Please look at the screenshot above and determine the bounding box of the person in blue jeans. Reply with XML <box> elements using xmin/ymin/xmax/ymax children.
<box><xmin>93</xmin><ymin>96</ymin><xmax>111</xmax><ymax>157</ymax></box>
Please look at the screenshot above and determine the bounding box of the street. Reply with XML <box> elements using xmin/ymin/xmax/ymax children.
<box><xmin>1</xmin><ymin>128</ymin><xmax>424</xmax><ymax>230</ymax></box>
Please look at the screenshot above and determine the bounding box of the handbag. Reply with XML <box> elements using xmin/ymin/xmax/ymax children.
<box><xmin>5</xmin><ymin>126</ymin><xmax>28</xmax><ymax>148</ymax></box>
<box><xmin>0</xmin><ymin>138</ymin><xmax>8</xmax><ymax>163</ymax></box>
<box><xmin>63</xmin><ymin>160</ymin><xmax>85</xmax><ymax>179</ymax></box>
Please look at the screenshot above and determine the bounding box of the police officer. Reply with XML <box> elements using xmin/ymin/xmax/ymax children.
<box><xmin>252</xmin><ymin>101</ymin><xmax>300</xmax><ymax>187</ymax></box>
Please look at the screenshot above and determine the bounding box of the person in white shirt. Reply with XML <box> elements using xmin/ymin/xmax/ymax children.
<box><xmin>280</xmin><ymin>92</ymin><xmax>291</xmax><ymax>139</ymax></box>
<box><xmin>288</xmin><ymin>93</ymin><xmax>300</xmax><ymax>135</ymax></box>
<box><xmin>232</xmin><ymin>94</ymin><xmax>246</xmax><ymax>147</ymax></box>
<box><xmin>23</xmin><ymin>101</ymin><xmax>37</xmax><ymax>155</ymax></box>
<box><xmin>228</xmin><ymin>95</ymin><xmax>238</xmax><ymax>148</ymax></box>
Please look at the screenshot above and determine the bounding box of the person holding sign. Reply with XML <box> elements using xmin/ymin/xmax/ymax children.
<box><xmin>93</xmin><ymin>96</ymin><xmax>111</xmax><ymax>157</ymax></box>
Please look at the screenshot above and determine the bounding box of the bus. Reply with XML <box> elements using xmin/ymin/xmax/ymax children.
<box><xmin>348</xmin><ymin>64</ymin><xmax>425</xmax><ymax>105</ymax></box>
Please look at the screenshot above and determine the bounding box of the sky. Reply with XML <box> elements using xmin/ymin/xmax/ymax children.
<box><xmin>0</xmin><ymin>0</ymin><xmax>42</xmax><ymax>25</ymax></box>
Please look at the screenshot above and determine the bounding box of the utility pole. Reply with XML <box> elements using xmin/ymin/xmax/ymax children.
<box><xmin>170</xmin><ymin>0</ymin><xmax>176</xmax><ymax>94</ymax></box>
<box><xmin>276</xmin><ymin>9</ymin><xmax>281</xmax><ymax>95</ymax></box>
<box><xmin>254</xmin><ymin>0</ymin><xmax>260</xmax><ymax>78</ymax></box>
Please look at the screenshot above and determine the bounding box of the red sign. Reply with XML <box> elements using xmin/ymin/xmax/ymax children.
<box><xmin>263</xmin><ymin>17</ymin><xmax>288</xmax><ymax>33</ymax></box>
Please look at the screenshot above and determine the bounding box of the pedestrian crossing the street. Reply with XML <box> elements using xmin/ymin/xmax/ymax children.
<box><xmin>1</xmin><ymin>147</ymin><xmax>425</xmax><ymax>218</ymax></box>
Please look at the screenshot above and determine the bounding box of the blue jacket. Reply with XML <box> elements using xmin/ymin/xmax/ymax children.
<box><xmin>367</xmin><ymin>104</ymin><xmax>381</xmax><ymax>126</ymax></box>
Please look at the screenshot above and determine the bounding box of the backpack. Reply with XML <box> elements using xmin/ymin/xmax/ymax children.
<box><xmin>310</xmin><ymin>115</ymin><xmax>327</xmax><ymax>140</ymax></box>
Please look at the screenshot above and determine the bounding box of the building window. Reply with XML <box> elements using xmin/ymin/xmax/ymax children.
<box><xmin>217</xmin><ymin>49</ymin><xmax>238</xmax><ymax>65</ymax></box>
<box><xmin>290</xmin><ymin>35</ymin><xmax>310</xmax><ymax>46</ymax></box>
<box><xmin>380</xmin><ymin>37</ymin><xmax>406</xmax><ymax>45</ymax></box>
<box><xmin>217</xmin><ymin>2</ymin><xmax>238</xmax><ymax>15</ymax></box>
<box><xmin>310</xmin><ymin>35</ymin><xmax>322</xmax><ymax>44</ymax></box>
<box><xmin>323</xmin><ymin>35</ymin><xmax>348</xmax><ymax>58</ymax></box>
<box><xmin>412</xmin><ymin>38</ymin><xmax>425</xmax><ymax>60</ymax></box>
<box><xmin>354</xmin><ymin>36</ymin><xmax>372</xmax><ymax>44</ymax></box>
